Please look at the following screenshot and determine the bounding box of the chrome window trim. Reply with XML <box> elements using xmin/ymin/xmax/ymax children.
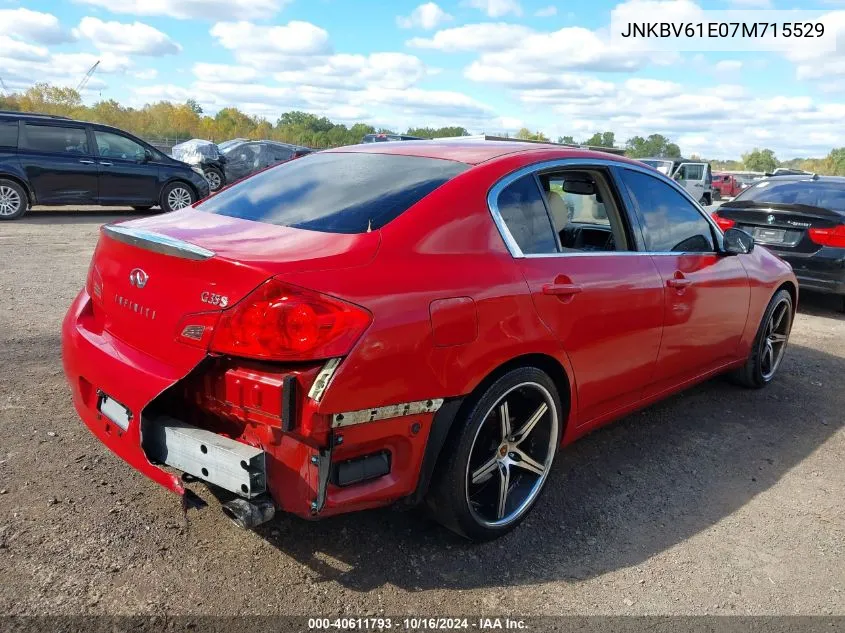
<box><xmin>487</xmin><ymin>157</ymin><xmax>724</xmax><ymax>259</ymax></box>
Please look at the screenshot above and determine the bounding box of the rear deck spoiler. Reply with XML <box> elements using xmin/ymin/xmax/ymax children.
<box><xmin>103</xmin><ymin>225</ymin><xmax>215</xmax><ymax>261</ymax></box>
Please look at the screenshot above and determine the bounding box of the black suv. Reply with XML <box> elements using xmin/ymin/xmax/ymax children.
<box><xmin>0</xmin><ymin>111</ymin><xmax>210</xmax><ymax>220</ymax></box>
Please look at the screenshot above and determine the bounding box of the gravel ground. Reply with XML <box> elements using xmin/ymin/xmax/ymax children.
<box><xmin>0</xmin><ymin>207</ymin><xmax>843</xmax><ymax>618</ymax></box>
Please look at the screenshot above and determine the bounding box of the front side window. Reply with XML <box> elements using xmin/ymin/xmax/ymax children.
<box><xmin>620</xmin><ymin>169</ymin><xmax>715</xmax><ymax>253</ymax></box>
<box><xmin>199</xmin><ymin>152</ymin><xmax>468</xmax><ymax>234</ymax></box>
<box><xmin>679</xmin><ymin>164</ymin><xmax>704</xmax><ymax>181</ymax></box>
<box><xmin>94</xmin><ymin>130</ymin><xmax>146</xmax><ymax>161</ymax></box>
<box><xmin>22</xmin><ymin>124</ymin><xmax>88</xmax><ymax>155</ymax></box>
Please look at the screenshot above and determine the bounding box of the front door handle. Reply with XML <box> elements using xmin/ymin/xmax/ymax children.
<box><xmin>666</xmin><ymin>274</ymin><xmax>691</xmax><ymax>289</ymax></box>
<box><xmin>542</xmin><ymin>283</ymin><xmax>583</xmax><ymax>296</ymax></box>
<box><xmin>79</xmin><ymin>159</ymin><xmax>95</xmax><ymax>164</ymax></box>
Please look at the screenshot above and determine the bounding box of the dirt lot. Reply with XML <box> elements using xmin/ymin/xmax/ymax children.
<box><xmin>1</xmin><ymin>208</ymin><xmax>843</xmax><ymax>618</ymax></box>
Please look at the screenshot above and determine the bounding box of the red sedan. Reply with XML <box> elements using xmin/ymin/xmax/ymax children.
<box><xmin>62</xmin><ymin>141</ymin><xmax>797</xmax><ymax>541</ymax></box>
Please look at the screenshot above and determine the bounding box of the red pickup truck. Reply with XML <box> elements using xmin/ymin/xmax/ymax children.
<box><xmin>712</xmin><ymin>172</ymin><xmax>744</xmax><ymax>198</ymax></box>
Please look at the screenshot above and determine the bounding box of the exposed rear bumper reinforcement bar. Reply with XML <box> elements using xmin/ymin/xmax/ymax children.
<box><xmin>142</xmin><ymin>416</ymin><xmax>266</xmax><ymax>498</ymax></box>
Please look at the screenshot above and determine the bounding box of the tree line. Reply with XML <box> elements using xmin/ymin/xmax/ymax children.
<box><xmin>2</xmin><ymin>83</ymin><xmax>844</xmax><ymax>174</ymax></box>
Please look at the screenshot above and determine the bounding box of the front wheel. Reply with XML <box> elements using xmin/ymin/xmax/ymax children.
<box><xmin>427</xmin><ymin>367</ymin><xmax>562</xmax><ymax>541</ymax></box>
<box><xmin>731</xmin><ymin>289</ymin><xmax>793</xmax><ymax>388</ymax></box>
<box><xmin>160</xmin><ymin>182</ymin><xmax>196</xmax><ymax>213</ymax></box>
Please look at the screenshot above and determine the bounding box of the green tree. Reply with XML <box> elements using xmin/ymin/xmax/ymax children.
<box><xmin>742</xmin><ymin>148</ymin><xmax>778</xmax><ymax>173</ymax></box>
<box><xmin>186</xmin><ymin>98</ymin><xmax>203</xmax><ymax>115</ymax></box>
<box><xmin>557</xmin><ymin>135</ymin><xmax>576</xmax><ymax>145</ymax></box>
<box><xmin>583</xmin><ymin>131</ymin><xmax>616</xmax><ymax>148</ymax></box>
<box><xmin>515</xmin><ymin>127</ymin><xmax>549</xmax><ymax>142</ymax></box>
<box><xmin>406</xmin><ymin>126</ymin><xmax>469</xmax><ymax>138</ymax></box>
<box><xmin>826</xmin><ymin>148</ymin><xmax>845</xmax><ymax>176</ymax></box>
<box><xmin>625</xmin><ymin>134</ymin><xmax>681</xmax><ymax>158</ymax></box>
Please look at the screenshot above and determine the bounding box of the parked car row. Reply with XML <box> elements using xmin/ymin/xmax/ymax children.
<box><xmin>171</xmin><ymin>137</ymin><xmax>312</xmax><ymax>193</ymax></box>
<box><xmin>0</xmin><ymin>110</ymin><xmax>210</xmax><ymax>220</ymax></box>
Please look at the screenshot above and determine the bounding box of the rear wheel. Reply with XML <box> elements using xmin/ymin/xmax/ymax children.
<box><xmin>0</xmin><ymin>179</ymin><xmax>28</xmax><ymax>220</ymax></box>
<box><xmin>700</xmin><ymin>193</ymin><xmax>712</xmax><ymax>206</ymax></box>
<box><xmin>203</xmin><ymin>166</ymin><xmax>224</xmax><ymax>192</ymax></box>
<box><xmin>731</xmin><ymin>289</ymin><xmax>793</xmax><ymax>388</ymax></box>
<box><xmin>160</xmin><ymin>182</ymin><xmax>195</xmax><ymax>213</ymax></box>
<box><xmin>427</xmin><ymin>367</ymin><xmax>562</xmax><ymax>541</ymax></box>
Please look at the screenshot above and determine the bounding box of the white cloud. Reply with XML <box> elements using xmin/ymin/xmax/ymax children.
<box><xmin>727</xmin><ymin>0</ymin><xmax>771</xmax><ymax>6</ymax></box>
<box><xmin>75</xmin><ymin>17</ymin><xmax>181</xmax><ymax>56</ymax></box>
<box><xmin>397</xmin><ymin>3</ymin><xmax>453</xmax><ymax>30</ymax></box>
<box><xmin>786</xmin><ymin>10</ymin><xmax>845</xmax><ymax>82</ymax></box>
<box><xmin>463</xmin><ymin>0</ymin><xmax>523</xmax><ymax>18</ymax></box>
<box><xmin>408</xmin><ymin>23</ymin><xmax>533</xmax><ymax>51</ymax></box>
<box><xmin>274</xmin><ymin>53</ymin><xmax>430</xmax><ymax>90</ymax></box>
<box><xmin>210</xmin><ymin>21</ymin><xmax>331</xmax><ymax>69</ymax></box>
<box><xmin>75</xmin><ymin>0</ymin><xmax>289</xmax><ymax>20</ymax></box>
<box><xmin>534</xmin><ymin>6</ymin><xmax>557</xmax><ymax>17</ymax></box>
<box><xmin>714</xmin><ymin>60</ymin><xmax>743</xmax><ymax>72</ymax></box>
<box><xmin>0</xmin><ymin>8</ymin><xmax>71</xmax><ymax>44</ymax></box>
<box><xmin>133</xmin><ymin>68</ymin><xmax>158</xmax><ymax>80</ymax></box>
<box><xmin>0</xmin><ymin>35</ymin><xmax>49</xmax><ymax>62</ymax></box>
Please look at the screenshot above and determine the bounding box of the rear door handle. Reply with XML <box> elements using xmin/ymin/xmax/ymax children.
<box><xmin>542</xmin><ymin>283</ymin><xmax>583</xmax><ymax>296</ymax></box>
<box><xmin>79</xmin><ymin>159</ymin><xmax>95</xmax><ymax>164</ymax></box>
<box><xmin>99</xmin><ymin>161</ymin><xmax>113</xmax><ymax>166</ymax></box>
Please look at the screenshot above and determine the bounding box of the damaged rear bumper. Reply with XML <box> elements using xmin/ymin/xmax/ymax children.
<box><xmin>62</xmin><ymin>289</ymin><xmax>448</xmax><ymax>523</ymax></box>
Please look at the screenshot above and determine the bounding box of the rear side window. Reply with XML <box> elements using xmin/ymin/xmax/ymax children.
<box><xmin>22</xmin><ymin>124</ymin><xmax>89</xmax><ymax>155</ymax></box>
<box><xmin>198</xmin><ymin>152</ymin><xmax>468</xmax><ymax>233</ymax></box>
<box><xmin>495</xmin><ymin>174</ymin><xmax>559</xmax><ymax>254</ymax></box>
<box><xmin>619</xmin><ymin>169</ymin><xmax>714</xmax><ymax>253</ymax></box>
<box><xmin>0</xmin><ymin>120</ymin><xmax>18</xmax><ymax>149</ymax></box>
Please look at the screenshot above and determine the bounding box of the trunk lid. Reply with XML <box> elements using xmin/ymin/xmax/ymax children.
<box><xmin>91</xmin><ymin>210</ymin><xmax>379</xmax><ymax>365</ymax></box>
<box><xmin>717</xmin><ymin>201</ymin><xmax>844</xmax><ymax>253</ymax></box>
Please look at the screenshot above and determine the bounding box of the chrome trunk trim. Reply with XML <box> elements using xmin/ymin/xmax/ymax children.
<box><xmin>103</xmin><ymin>225</ymin><xmax>215</xmax><ymax>261</ymax></box>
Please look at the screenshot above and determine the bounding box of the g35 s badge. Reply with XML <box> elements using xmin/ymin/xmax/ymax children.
<box><xmin>201</xmin><ymin>291</ymin><xmax>229</xmax><ymax>308</ymax></box>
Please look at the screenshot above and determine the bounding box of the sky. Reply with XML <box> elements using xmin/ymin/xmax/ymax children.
<box><xmin>1</xmin><ymin>0</ymin><xmax>845</xmax><ymax>159</ymax></box>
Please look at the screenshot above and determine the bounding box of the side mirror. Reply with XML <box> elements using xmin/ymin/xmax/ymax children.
<box><xmin>142</xmin><ymin>149</ymin><xmax>153</xmax><ymax>163</ymax></box>
<box><xmin>723</xmin><ymin>227</ymin><xmax>754</xmax><ymax>255</ymax></box>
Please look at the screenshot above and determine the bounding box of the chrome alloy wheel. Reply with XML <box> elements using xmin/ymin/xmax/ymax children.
<box><xmin>167</xmin><ymin>186</ymin><xmax>193</xmax><ymax>210</ymax></box>
<box><xmin>465</xmin><ymin>382</ymin><xmax>558</xmax><ymax>528</ymax></box>
<box><xmin>0</xmin><ymin>185</ymin><xmax>22</xmax><ymax>216</ymax></box>
<box><xmin>761</xmin><ymin>297</ymin><xmax>791</xmax><ymax>381</ymax></box>
<box><xmin>205</xmin><ymin>170</ymin><xmax>222</xmax><ymax>190</ymax></box>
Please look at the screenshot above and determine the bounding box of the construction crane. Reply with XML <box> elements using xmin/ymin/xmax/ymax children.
<box><xmin>0</xmin><ymin>76</ymin><xmax>8</xmax><ymax>96</ymax></box>
<box><xmin>77</xmin><ymin>61</ymin><xmax>100</xmax><ymax>92</ymax></box>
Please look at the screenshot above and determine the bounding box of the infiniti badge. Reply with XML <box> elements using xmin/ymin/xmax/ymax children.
<box><xmin>129</xmin><ymin>268</ymin><xmax>149</xmax><ymax>288</ymax></box>
<box><xmin>767</xmin><ymin>214</ymin><xmax>776</xmax><ymax>224</ymax></box>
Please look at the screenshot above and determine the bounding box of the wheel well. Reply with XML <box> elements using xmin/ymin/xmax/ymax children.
<box><xmin>0</xmin><ymin>174</ymin><xmax>33</xmax><ymax>206</ymax></box>
<box><xmin>777</xmin><ymin>280</ymin><xmax>798</xmax><ymax>315</ymax></box>
<box><xmin>461</xmin><ymin>353</ymin><xmax>572</xmax><ymax>433</ymax></box>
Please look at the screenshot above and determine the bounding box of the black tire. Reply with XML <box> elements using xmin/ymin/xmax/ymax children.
<box><xmin>713</xmin><ymin>189</ymin><xmax>722</xmax><ymax>201</ymax></box>
<box><xmin>159</xmin><ymin>181</ymin><xmax>196</xmax><ymax>213</ymax></box>
<box><xmin>203</xmin><ymin>166</ymin><xmax>225</xmax><ymax>192</ymax></box>
<box><xmin>0</xmin><ymin>179</ymin><xmax>29</xmax><ymax>220</ymax></box>
<box><xmin>731</xmin><ymin>289</ymin><xmax>793</xmax><ymax>388</ymax></box>
<box><xmin>131</xmin><ymin>205</ymin><xmax>154</xmax><ymax>212</ymax></box>
<box><xmin>699</xmin><ymin>193</ymin><xmax>712</xmax><ymax>206</ymax></box>
<box><xmin>427</xmin><ymin>366</ymin><xmax>563</xmax><ymax>541</ymax></box>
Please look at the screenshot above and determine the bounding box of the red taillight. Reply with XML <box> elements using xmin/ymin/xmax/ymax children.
<box><xmin>808</xmin><ymin>225</ymin><xmax>845</xmax><ymax>248</ymax></box>
<box><xmin>711</xmin><ymin>211</ymin><xmax>735</xmax><ymax>231</ymax></box>
<box><xmin>210</xmin><ymin>279</ymin><xmax>371</xmax><ymax>361</ymax></box>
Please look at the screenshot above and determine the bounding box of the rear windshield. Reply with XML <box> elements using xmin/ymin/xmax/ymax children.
<box><xmin>733</xmin><ymin>179</ymin><xmax>845</xmax><ymax>212</ymax></box>
<box><xmin>197</xmin><ymin>152</ymin><xmax>469</xmax><ymax>233</ymax></box>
